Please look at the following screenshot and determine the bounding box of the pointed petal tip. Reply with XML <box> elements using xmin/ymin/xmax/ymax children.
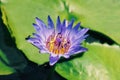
<box><xmin>79</xmin><ymin>28</ymin><xmax>89</xmax><ymax>35</ymax></box>
<box><xmin>57</xmin><ymin>16</ymin><xmax>61</xmax><ymax>23</ymax></box>
<box><xmin>85</xmin><ymin>34</ymin><xmax>89</xmax><ymax>37</ymax></box>
<box><xmin>32</xmin><ymin>23</ymin><xmax>41</xmax><ymax>31</ymax></box>
<box><xmin>67</xmin><ymin>18</ymin><xmax>75</xmax><ymax>29</ymax></box>
<box><xmin>49</xmin><ymin>62</ymin><xmax>55</xmax><ymax>66</ymax></box>
<box><xmin>35</xmin><ymin>17</ymin><xmax>40</xmax><ymax>21</ymax></box>
<box><xmin>73</xmin><ymin>22</ymin><xmax>81</xmax><ymax>31</ymax></box>
<box><xmin>70</xmin><ymin>18</ymin><xmax>75</xmax><ymax>24</ymax></box>
<box><xmin>25</xmin><ymin>35</ymin><xmax>31</xmax><ymax>40</ymax></box>
<box><xmin>49</xmin><ymin>60</ymin><xmax>57</xmax><ymax>66</ymax></box>
<box><xmin>76</xmin><ymin>47</ymin><xmax>88</xmax><ymax>54</ymax></box>
<box><xmin>78</xmin><ymin>22</ymin><xmax>81</xmax><ymax>26</ymax></box>
<box><xmin>35</xmin><ymin>17</ymin><xmax>44</xmax><ymax>25</ymax></box>
<box><xmin>47</xmin><ymin>15</ymin><xmax>50</xmax><ymax>20</ymax></box>
<box><xmin>49</xmin><ymin>55</ymin><xmax>59</xmax><ymax>66</ymax></box>
<box><xmin>78</xmin><ymin>47</ymin><xmax>88</xmax><ymax>53</ymax></box>
<box><xmin>57</xmin><ymin>16</ymin><xmax>61</xmax><ymax>22</ymax></box>
<box><xmin>63</xmin><ymin>19</ymin><xmax>66</xmax><ymax>23</ymax></box>
<box><xmin>48</xmin><ymin>15</ymin><xmax>54</xmax><ymax>28</ymax></box>
<box><xmin>85</xmin><ymin>28</ymin><xmax>89</xmax><ymax>31</ymax></box>
<box><xmin>56</xmin><ymin>16</ymin><xmax>62</xmax><ymax>32</ymax></box>
<box><xmin>70</xmin><ymin>19</ymin><xmax>75</xmax><ymax>25</ymax></box>
<box><xmin>35</xmin><ymin>17</ymin><xmax>39</xmax><ymax>19</ymax></box>
<box><xmin>83</xmin><ymin>47</ymin><xmax>88</xmax><ymax>51</ymax></box>
<box><xmin>48</xmin><ymin>15</ymin><xmax>51</xmax><ymax>18</ymax></box>
<box><xmin>48</xmin><ymin>15</ymin><xmax>50</xmax><ymax>17</ymax></box>
<box><xmin>57</xmin><ymin>16</ymin><xmax>60</xmax><ymax>19</ymax></box>
<box><xmin>32</xmin><ymin>23</ymin><xmax>37</xmax><ymax>26</ymax></box>
<box><xmin>83</xmin><ymin>28</ymin><xmax>89</xmax><ymax>35</ymax></box>
<box><xmin>63</xmin><ymin>54</ymin><xmax>70</xmax><ymax>59</ymax></box>
<box><xmin>32</xmin><ymin>33</ymin><xmax>37</xmax><ymax>36</ymax></box>
<box><xmin>71</xmin><ymin>18</ymin><xmax>75</xmax><ymax>22</ymax></box>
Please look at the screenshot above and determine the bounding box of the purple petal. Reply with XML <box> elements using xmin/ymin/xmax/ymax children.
<box><xmin>70</xmin><ymin>28</ymin><xmax>89</xmax><ymax>43</ymax></box>
<box><xmin>27</xmin><ymin>16</ymin><xmax>89</xmax><ymax>66</ymax></box>
<box><xmin>32</xmin><ymin>29</ymin><xmax>46</xmax><ymax>41</ymax></box>
<box><xmin>63</xmin><ymin>54</ymin><xmax>70</xmax><ymax>58</ymax></box>
<box><xmin>32</xmin><ymin>23</ymin><xmax>47</xmax><ymax>39</ymax></box>
<box><xmin>64</xmin><ymin>19</ymin><xmax>74</xmax><ymax>37</ymax></box>
<box><xmin>56</xmin><ymin>16</ymin><xmax>61</xmax><ymax>33</ymax></box>
<box><xmin>33</xmin><ymin>23</ymin><xmax>41</xmax><ymax>32</ymax></box>
<box><xmin>62</xmin><ymin>19</ymin><xmax>66</xmax><ymax>27</ymax></box>
<box><xmin>35</xmin><ymin>17</ymin><xmax>47</xmax><ymax>28</ymax></box>
<box><xmin>32</xmin><ymin>33</ymin><xmax>40</xmax><ymax>38</ymax></box>
<box><xmin>34</xmin><ymin>17</ymin><xmax>53</xmax><ymax>41</ymax></box>
<box><xmin>40</xmin><ymin>49</ymin><xmax>48</xmax><ymax>53</ymax></box>
<box><xmin>68</xmin><ymin>45</ymin><xmax>88</xmax><ymax>56</ymax></box>
<box><xmin>35</xmin><ymin>17</ymin><xmax>48</xmax><ymax>36</ymax></box>
<box><xmin>49</xmin><ymin>55</ymin><xmax>60</xmax><ymax>66</ymax></box>
<box><xmin>61</xmin><ymin>19</ymin><xmax>67</xmax><ymax>34</ymax></box>
<box><xmin>69</xmin><ymin>22</ymin><xmax>80</xmax><ymax>40</ymax></box>
<box><xmin>73</xmin><ymin>22</ymin><xmax>80</xmax><ymax>32</ymax></box>
<box><xmin>48</xmin><ymin>15</ymin><xmax>54</xmax><ymax>28</ymax></box>
<box><xmin>75</xmin><ymin>28</ymin><xmax>89</xmax><ymax>39</ymax></box>
<box><xmin>67</xmin><ymin>19</ymin><xmax>74</xmax><ymax>30</ymax></box>
<box><xmin>27</xmin><ymin>37</ymin><xmax>47</xmax><ymax>51</ymax></box>
<box><xmin>71</xmin><ymin>34</ymin><xmax>89</xmax><ymax>46</ymax></box>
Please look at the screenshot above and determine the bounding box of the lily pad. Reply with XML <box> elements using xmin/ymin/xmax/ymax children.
<box><xmin>63</xmin><ymin>0</ymin><xmax>120</xmax><ymax>44</ymax></box>
<box><xmin>56</xmin><ymin>43</ymin><xmax>120</xmax><ymax>80</ymax></box>
<box><xmin>1</xmin><ymin>0</ymin><xmax>64</xmax><ymax>64</ymax></box>
<box><xmin>1</xmin><ymin>0</ymin><xmax>120</xmax><ymax>66</ymax></box>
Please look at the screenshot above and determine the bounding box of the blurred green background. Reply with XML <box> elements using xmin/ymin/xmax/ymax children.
<box><xmin>0</xmin><ymin>0</ymin><xmax>120</xmax><ymax>80</ymax></box>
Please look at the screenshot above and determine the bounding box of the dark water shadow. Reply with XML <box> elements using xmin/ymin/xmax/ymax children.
<box><xmin>0</xmin><ymin>60</ymin><xmax>67</xmax><ymax>80</ymax></box>
<box><xmin>0</xmin><ymin>7</ymin><xmax>28</xmax><ymax>71</ymax></box>
<box><xmin>81</xmin><ymin>26</ymin><xmax>119</xmax><ymax>45</ymax></box>
<box><xmin>58</xmin><ymin>53</ymin><xmax>84</xmax><ymax>63</ymax></box>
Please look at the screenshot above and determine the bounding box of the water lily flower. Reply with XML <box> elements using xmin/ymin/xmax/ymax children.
<box><xmin>26</xmin><ymin>16</ymin><xmax>89</xmax><ymax>66</ymax></box>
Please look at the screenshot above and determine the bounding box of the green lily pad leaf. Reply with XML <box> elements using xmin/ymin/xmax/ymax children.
<box><xmin>2</xmin><ymin>0</ymin><xmax>120</xmax><ymax>66</ymax></box>
<box><xmin>56</xmin><ymin>43</ymin><xmax>120</xmax><ymax>80</ymax></box>
<box><xmin>62</xmin><ymin>0</ymin><xmax>120</xmax><ymax>44</ymax></box>
<box><xmin>1</xmin><ymin>0</ymin><xmax>64</xmax><ymax>64</ymax></box>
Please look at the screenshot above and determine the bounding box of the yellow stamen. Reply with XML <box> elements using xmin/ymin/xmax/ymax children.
<box><xmin>46</xmin><ymin>33</ymin><xmax>71</xmax><ymax>54</ymax></box>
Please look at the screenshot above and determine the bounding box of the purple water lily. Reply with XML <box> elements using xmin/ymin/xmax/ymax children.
<box><xmin>27</xmin><ymin>16</ymin><xmax>89</xmax><ymax>66</ymax></box>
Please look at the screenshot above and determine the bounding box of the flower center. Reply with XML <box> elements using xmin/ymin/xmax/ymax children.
<box><xmin>46</xmin><ymin>33</ymin><xmax>71</xmax><ymax>54</ymax></box>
